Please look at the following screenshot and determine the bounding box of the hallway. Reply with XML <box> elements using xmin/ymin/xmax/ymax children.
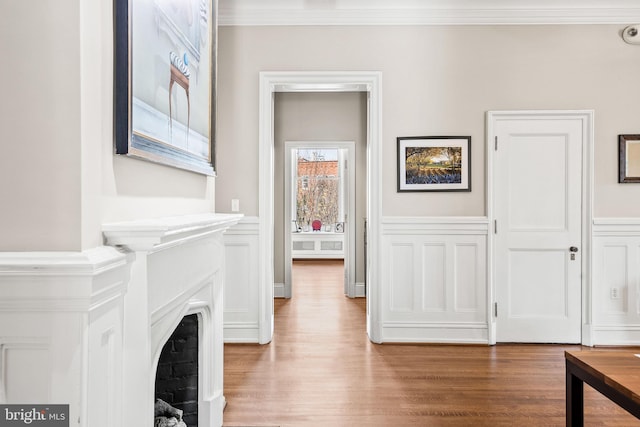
<box><xmin>223</xmin><ymin>260</ymin><xmax>638</xmax><ymax>426</ymax></box>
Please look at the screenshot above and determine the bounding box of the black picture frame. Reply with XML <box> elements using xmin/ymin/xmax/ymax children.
<box><xmin>397</xmin><ymin>136</ymin><xmax>471</xmax><ymax>192</ymax></box>
<box><xmin>114</xmin><ymin>0</ymin><xmax>217</xmax><ymax>175</ymax></box>
<box><xmin>619</xmin><ymin>135</ymin><xmax>640</xmax><ymax>183</ymax></box>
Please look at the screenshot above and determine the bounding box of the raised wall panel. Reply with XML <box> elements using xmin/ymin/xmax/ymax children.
<box><xmin>389</xmin><ymin>243</ymin><xmax>414</xmax><ymax>312</ymax></box>
<box><xmin>224</xmin><ymin>243</ymin><xmax>252</xmax><ymax>313</ymax></box>
<box><xmin>421</xmin><ymin>244</ymin><xmax>446</xmax><ymax>312</ymax></box>
<box><xmin>602</xmin><ymin>245</ymin><xmax>628</xmax><ymax>315</ymax></box>
<box><xmin>454</xmin><ymin>244</ymin><xmax>478</xmax><ymax>313</ymax></box>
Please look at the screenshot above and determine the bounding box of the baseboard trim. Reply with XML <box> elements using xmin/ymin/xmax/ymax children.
<box><xmin>591</xmin><ymin>325</ymin><xmax>640</xmax><ymax>346</ymax></box>
<box><xmin>224</xmin><ymin>323</ymin><xmax>261</xmax><ymax>343</ymax></box>
<box><xmin>382</xmin><ymin>322</ymin><xmax>489</xmax><ymax>344</ymax></box>
<box><xmin>274</xmin><ymin>282</ymin><xmax>285</xmax><ymax>298</ymax></box>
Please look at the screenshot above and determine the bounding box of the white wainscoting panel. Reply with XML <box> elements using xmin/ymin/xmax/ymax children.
<box><xmin>381</xmin><ymin>217</ymin><xmax>489</xmax><ymax>343</ymax></box>
<box><xmin>224</xmin><ymin>217</ymin><xmax>260</xmax><ymax>343</ymax></box>
<box><xmin>592</xmin><ymin>218</ymin><xmax>640</xmax><ymax>345</ymax></box>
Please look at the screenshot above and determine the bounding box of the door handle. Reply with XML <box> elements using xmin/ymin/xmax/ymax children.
<box><xmin>569</xmin><ymin>246</ymin><xmax>579</xmax><ymax>252</ymax></box>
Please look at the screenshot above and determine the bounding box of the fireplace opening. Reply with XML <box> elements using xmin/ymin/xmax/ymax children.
<box><xmin>155</xmin><ymin>313</ymin><xmax>199</xmax><ymax>426</ymax></box>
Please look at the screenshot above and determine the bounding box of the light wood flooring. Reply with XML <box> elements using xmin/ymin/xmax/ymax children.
<box><xmin>223</xmin><ymin>259</ymin><xmax>640</xmax><ymax>426</ymax></box>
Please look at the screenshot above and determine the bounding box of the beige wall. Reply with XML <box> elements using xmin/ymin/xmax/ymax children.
<box><xmin>216</xmin><ymin>24</ymin><xmax>640</xmax><ymax>219</ymax></box>
<box><xmin>0</xmin><ymin>0</ymin><xmax>82</xmax><ymax>251</ymax></box>
<box><xmin>1</xmin><ymin>0</ymin><xmax>215</xmax><ymax>252</ymax></box>
<box><xmin>273</xmin><ymin>92</ymin><xmax>367</xmax><ymax>284</ymax></box>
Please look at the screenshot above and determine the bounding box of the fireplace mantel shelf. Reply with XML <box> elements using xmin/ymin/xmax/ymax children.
<box><xmin>103</xmin><ymin>213</ymin><xmax>243</xmax><ymax>252</ymax></box>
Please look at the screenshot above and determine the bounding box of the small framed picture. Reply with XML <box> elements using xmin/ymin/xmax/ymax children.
<box><xmin>335</xmin><ymin>222</ymin><xmax>344</xmax><ymax>233</ymax></box>
<box><xmin>397</xmin><ymin>136</ymin><xmax>471</xmax><ymax>192</ymax></box>
<box><xmin>619</xmin><ymin>134</ymin><xmax>640</xmax><ymax>183</ymax></box>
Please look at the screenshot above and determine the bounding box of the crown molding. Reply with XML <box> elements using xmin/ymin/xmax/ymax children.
<box><xmin>219</xmin><ymin>0</ymin><xmax>640</xmax><ymax>26</ymax></box>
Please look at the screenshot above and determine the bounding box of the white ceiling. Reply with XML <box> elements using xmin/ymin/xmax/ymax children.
<box><xmin>218</xmin><ymin>0</ymin><xmax>640</xmax><ymax>26</ymax></box>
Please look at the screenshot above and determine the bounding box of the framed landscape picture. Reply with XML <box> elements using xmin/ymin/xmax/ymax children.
<box><xmin>397</xmin><ymin>136</ymin><xmax>471</xmax><ymax>192</ymax></box>
<box><xmin>114</xmin><ymin>0</ymin><xmax>217</xmax><ymax>175</ymax></box>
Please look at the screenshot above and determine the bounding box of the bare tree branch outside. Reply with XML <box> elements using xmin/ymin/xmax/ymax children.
<box><xmin>295</xmin><ymin>150</ymin><xmax>339</xmax><ymax>229</ymax></box>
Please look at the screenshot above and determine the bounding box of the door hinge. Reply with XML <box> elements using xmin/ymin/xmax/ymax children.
<box><xmin>494</xmin><ymin>302</ymin><xmax>498</xmax><ymax>317</ymax></box>
<box><xmin>495</xmin><ymin>136</ymin><xmax>498</xmax><ymax>151</ymax></box>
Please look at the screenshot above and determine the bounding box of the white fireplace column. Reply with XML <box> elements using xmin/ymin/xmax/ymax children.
<box><xmin>103</xmin><ymin>213</ymin><xmax>241</xmax><ymax>427</ymax></box>
<box><xmin>0</xmin><ymin>247</ymin><xmax>132</xmax><ymax>427</ymax></box>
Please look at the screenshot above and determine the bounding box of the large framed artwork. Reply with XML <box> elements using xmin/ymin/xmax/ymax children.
<box><xmin>114</xmin><ymin>0</ymin><xmax>217</xmax><ymax>175</ymax></box>
<box><xmin>619</xmin><ymin>134</ymin><xmax>640</xmax><ymax>183</ymax></box>
<box><xmin>397</xmin><ymin>136</ymin><xmax>471</xmax><ymax>192</ymax></box>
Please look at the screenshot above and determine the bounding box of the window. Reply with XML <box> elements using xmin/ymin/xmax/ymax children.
<box><xmin>293</xmin><ymin>149</ymin><xmax>343</xmax><ymax>230</ymax></box>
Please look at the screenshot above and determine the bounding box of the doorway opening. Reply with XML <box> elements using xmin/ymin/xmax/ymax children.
<box><xmin>284</xmin><ymin>142</ymin><xmax>357</xmax><ymax>298</ymax></box>
<box><xmin>258</xmin><ymin>71</ymin><xmax>383</xmax><ymax>344</ymax></box>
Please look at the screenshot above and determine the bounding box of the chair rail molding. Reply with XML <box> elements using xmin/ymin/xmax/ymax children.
<box><xmin>593</xmin><ymin>217</ymin><xmax>640</xmax><ymax>236</ymax></box>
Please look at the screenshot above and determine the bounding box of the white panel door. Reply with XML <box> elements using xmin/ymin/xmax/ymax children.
<box><xmin>494</xmin><ymin>116</ymin><xmax>583</xmax><ymax>343</ymax></box>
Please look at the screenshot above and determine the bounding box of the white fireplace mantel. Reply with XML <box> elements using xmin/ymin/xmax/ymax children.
<box><xmin>0</xmin><ymin>213</ymin><xmax>241</xmax><ymax>427</ymax></box>
<box><xmin>103</xmin><ymin>213</ymin><xmax>242</xmax><ymax>427</ymax></box>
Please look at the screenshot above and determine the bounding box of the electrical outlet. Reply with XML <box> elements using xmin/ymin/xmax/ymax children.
<box><xmin>231</xmin><ymin>199</ymin><xmax>240</xmax><ymax>212</ymax></box>
<box><xmin>611</xmin><ymin>287</ymin><xmax>620</xmax><ymax>299</ymax></box>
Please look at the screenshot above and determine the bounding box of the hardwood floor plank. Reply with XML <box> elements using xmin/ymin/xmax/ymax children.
<box><xmin>224</xmin><ymin>260</ymin><xmax>640</xmax><ymax>426</ymax></box>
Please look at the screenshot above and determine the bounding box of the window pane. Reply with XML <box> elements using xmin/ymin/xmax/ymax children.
<box><xmin>295</xmin><ymin>149</ymin><xmax>339</xmax><ymax>229</ymax></box>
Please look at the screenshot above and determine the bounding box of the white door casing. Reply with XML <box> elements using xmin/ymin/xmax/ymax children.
<box><xmin>259</xmin><ymin>71</ymin><xmax>383</xmax><ymax>344</ymax></box>
<box><xmin>487</xmin><ymin>111</ymin><xmax>594</xmax><ymax>345</ymax></box>
<box><xmin>284</xmin><ymin>141</ymin><xmax>357</xmax><ymax>298</ymax></box>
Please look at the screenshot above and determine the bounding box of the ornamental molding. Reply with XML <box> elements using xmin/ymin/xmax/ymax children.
<box><xmin>219</xmin><ymin>0</ymin><xmax>640</xmax><ymax>26</ymax></box>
